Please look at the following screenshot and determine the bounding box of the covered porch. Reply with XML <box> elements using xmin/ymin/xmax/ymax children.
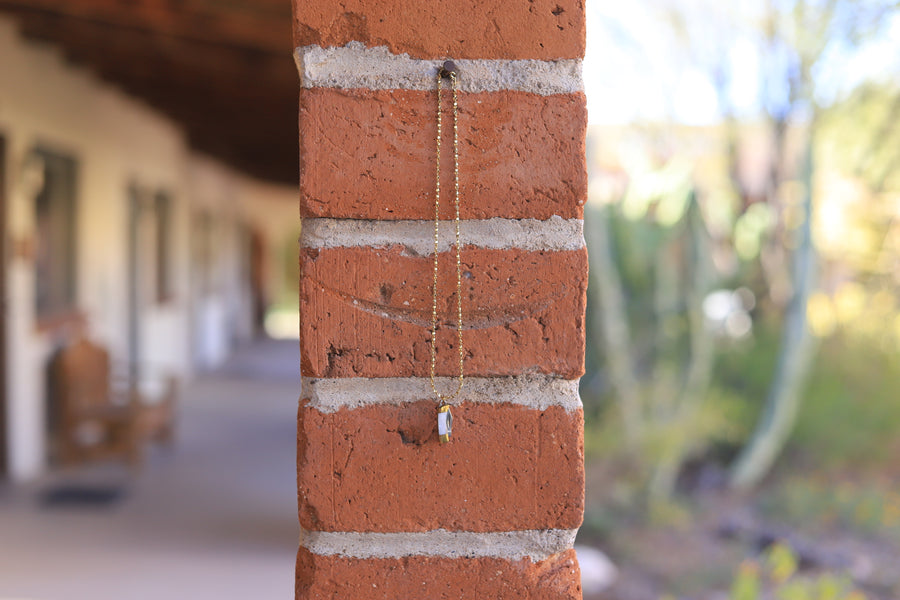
<box><xmin>0</xmin><ymin>340</ymin><xmax>299</xmax><ymax>599</ymax></box>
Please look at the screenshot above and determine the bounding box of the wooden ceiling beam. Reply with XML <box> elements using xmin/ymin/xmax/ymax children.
<box><xmin>0</xmin><ymin>0</ymin><xmax>291</xmax><ymax>54</ymax></box>
<box><xmin>9</xmin><ymin>9</ymin><xmax>296</xmax><ymax>82</ymax></box>
<box><xmin>0</xmin><ymin>3</ymin><xmax>299</xmax><ymax>183</ymax></box>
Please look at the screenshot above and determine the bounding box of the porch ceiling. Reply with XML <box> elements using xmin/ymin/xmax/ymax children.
<box><xmin>0</xmin><ymin>0</ymin><xmax>299</xmax><ymax>184</ymax></box>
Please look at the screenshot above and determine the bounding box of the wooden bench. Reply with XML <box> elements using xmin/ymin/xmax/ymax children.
<box><xmin>50</xmin><ymin>338</ymin><xmax>177</xmax><ymax>469</ymax></box>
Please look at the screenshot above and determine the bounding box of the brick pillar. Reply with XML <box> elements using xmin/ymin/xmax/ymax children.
<box><xmin>293</xmin><ymin>4</ymin><xmax>587</xmax><ymax>598</ymax></box>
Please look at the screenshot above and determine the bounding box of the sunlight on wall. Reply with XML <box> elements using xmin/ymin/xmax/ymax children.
<box><xmin>264</xmin><ymin>309</ymin><xmax>300</xmax><ymax>340</ymax></box>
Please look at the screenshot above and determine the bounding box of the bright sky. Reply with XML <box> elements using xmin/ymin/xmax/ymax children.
<box><xmin>583</xmin><ymin>1</ymin><xmax>900</xmax><ymax>125</ymax></box>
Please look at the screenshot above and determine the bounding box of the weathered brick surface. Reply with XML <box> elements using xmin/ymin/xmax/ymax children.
<box><xmin>292</xmin><ymin>1</ymin><xmax>585</xmax><ymax>60</ymax></box>
<box><xmin>300</xmin><ymin>246</ymin><xmax>587</xmax><ymax>379</ymax></box>
<box><xmin>298</xmin><ymin>400</ymin><xmax>584</xmax><ymax>532</ymax></box>
<box><xmin>299</xmin><ymin>89</ymin><xmax>586</xmax><ymax>220</ymax></box>
<box><xmin>295</xmin><ymin>3</ymin><xmax>587</xmax><ymax>597</ymax></box>
<box><xmin>296</xmin><ymin>548</ymin><xmax>582</xmax><ymax>599</ymax></box>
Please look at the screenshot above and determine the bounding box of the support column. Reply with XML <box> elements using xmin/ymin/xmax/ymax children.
<box><xmin>293</xmin><ymin>3</ymin><xmax>587</xmax><ymax>598</ymax></box>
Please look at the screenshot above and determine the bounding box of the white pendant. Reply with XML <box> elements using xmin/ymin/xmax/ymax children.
<box><xmin>438</xmin><ymin>404</ymin><xmax>452</xmax><ymax>443</ymax></box>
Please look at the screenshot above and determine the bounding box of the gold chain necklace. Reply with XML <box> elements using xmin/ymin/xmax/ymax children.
<box><xmin>431</xmin><ymin>61</ymin><xmax>463</xmax><ymax>444</ymax></box>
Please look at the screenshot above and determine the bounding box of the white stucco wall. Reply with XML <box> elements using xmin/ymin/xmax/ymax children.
<box><xmin>0</xmin><ymin>18</ymin><xmax>193</xmax><ymax>480</ymax></box>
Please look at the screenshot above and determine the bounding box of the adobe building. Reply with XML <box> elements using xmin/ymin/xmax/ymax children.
<box><xmin>0</xmin><ymin>7</ymin><xmax>299</xmax><ymax>481</ymax></box>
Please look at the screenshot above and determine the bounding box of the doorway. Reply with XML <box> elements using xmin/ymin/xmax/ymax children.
<box><xmin>0</xmin><ymin>135</ymin><xmax>7</xmax><ymax>477</ymax></box>
<box><xmin>127</xmin><ymin>186</ymin><xmax>171</xmax><ymax>383</ymax></box>
<box><xmin>127</xmin><ymin>185</ymin><xmax>144</xmax><ymax>384</ymax></box>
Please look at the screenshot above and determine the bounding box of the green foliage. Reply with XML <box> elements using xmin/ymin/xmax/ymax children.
<box><xmin>712</xmin><ymin>322</ymin><xmax>783</xmax><ymax>418</ymax></box>
<box><xmin>734</xmin><ymin>203</ymin><xmax>776</xmax><ymax>261</ymax></box>
<box><xmin>583</xmin><ymin>0</ymin><xmax>900</xmax><ymax>504</ymax></box>
<box><xmin>730</xmin><ymin>562</ymin><xmax>762</xmax><ymax>600</ymax></box>
<box><xmin>820</xmin><ymin>84</ymin><xmax>900</xmax><ymax>194</ymax></box>
<box><xmin>583</xmin><ymin>381</ymin><xmax>746</xmax><ymax>517</ymax></box>
<box><xmin>704</xmin><ymin>314</ymin><xmax>900</xmax><ymax>476</ymax></box>
<box><xmin>582</xmin><ymin>0</ymin><xmax>900</xmax><ymax>592</ymax></box>
<box><xmin>791</xmin><ymin>335</ymin><xmax>900</xmax><ymax>471</ymax></box>
<box><xmin>726</xmin><ymin>544</ymin><xmax>866</xmax><ymax>600</ymax></box>
<box><xmin>758</xmin><ymin>478</ymin><xmax>900</xmax><ymax>545</ymax></box>
<box><xmin>583</xmin><ymin>191</ymin><xmax>735</xmax><ymax>509</ymax></box>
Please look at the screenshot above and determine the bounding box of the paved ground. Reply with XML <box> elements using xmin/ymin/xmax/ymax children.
<box><xmin>0</xmin><ymin>340</ymin><xmax>301</xmax><ymax>600</ymax></box>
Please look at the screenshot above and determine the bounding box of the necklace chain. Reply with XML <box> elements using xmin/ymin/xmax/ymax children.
<box><xmin>430</xmin><ymin>68</ymin><xmax>464</xmax><ymax>403</ymax></box>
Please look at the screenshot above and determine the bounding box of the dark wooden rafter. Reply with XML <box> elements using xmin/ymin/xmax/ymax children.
<box><xmin>0</xmin><ymin>0</ymin><xmax>299</xmax><ymax>184</ymax></box>
<box><xmin>0</xmin><ymin>0</ymin><xmax>290</xmax><ymax>54</ymax></box>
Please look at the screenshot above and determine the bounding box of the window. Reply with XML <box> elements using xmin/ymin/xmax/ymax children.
<box><xmin>34</xmin><ymin>149</ymin><xmax>78</xmax><ymax>317</ymax></box>
<box><xmin>154</xmin><ymin>191</ymin><xmax>173</xmax><ymax>303</ymax></box>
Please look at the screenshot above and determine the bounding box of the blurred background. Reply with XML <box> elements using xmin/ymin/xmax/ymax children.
<box><xmin>0</xmin><ymin>1</ymin><xmax>898</xmax><ymax>599</ymax></box>
<box><xmin>0</xmin><ymin>1</ymin><xmax>301</xmax><ymax>598</ymax></box>
<box><xmin>578</xmin><ymin>1</ymin><xmax>900</xmax><ymax>599</ymax></box>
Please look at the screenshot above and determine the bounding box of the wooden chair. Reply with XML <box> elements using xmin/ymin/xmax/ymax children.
<box><xmin>50</xmin><ymin>338</ymin><xmax>177</xmax><ymax>469</ymax></box>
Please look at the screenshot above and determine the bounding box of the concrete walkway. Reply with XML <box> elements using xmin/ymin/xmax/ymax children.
<box><xmin>0</xmin><ymin>340</ymin><xmax>301</xmax><ymax>600</ymax></box>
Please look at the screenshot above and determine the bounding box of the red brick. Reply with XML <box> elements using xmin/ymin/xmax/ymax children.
<box><xmin>296</xmin><ymin>548</ymin><xmax>582</xmax><ymax>599</ymax></box>
<box><xmin>298</xmin><ymin>401</ymin><xmax>584</xmax><ymax>532</ymax></box>
<box><xmin>299</xmin><ymin>89</ymin><xmax>586</xmax><ymax>220</ymax></box>
<box><xmin>292</xmin><ymin>1</ymin><xmax>585</xmax><ymax>60</ymax></box>
<box><xmin>299</xmin><ymin>246</ymin><xmax>587</xmax><ymax>379</ymax></box>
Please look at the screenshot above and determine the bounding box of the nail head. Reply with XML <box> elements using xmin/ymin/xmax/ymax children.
<box><xmin>439</xmin><ymin>60</ymin><xmax>458</xmax><ymax>79</ymax></box>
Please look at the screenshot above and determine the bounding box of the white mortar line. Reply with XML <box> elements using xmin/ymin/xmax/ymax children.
<box><xmin>295</xmin><ymin>42</ymin><xmax>582</xmax><ymax>95</ymax></box>
<box><xmin>302</xmin><ymin>528</ymin><xmax>578</xmax><ymax>562</ymax></box>
<box><xmin>300</xmin><ymin>217</ymin><xmax>584</xmax><ymax>254</ymax></box>
<box><xmin>302</xmin><ymin>375</ymin><xmax>582</xmax><ymax>413</ymax></box>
